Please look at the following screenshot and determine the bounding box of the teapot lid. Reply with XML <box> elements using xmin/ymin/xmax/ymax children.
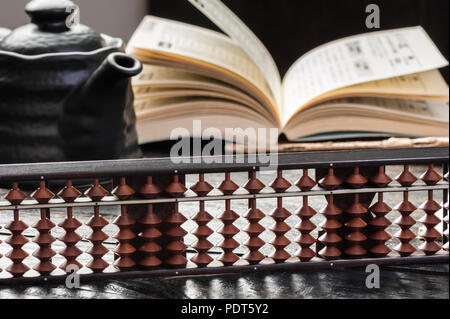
<box><xmin>0</xmin><ymin>0</ymin><xmax>110</xmax><ymax>55</ymax></box>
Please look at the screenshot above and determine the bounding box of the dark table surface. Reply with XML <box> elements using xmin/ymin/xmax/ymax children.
<box><xmin>0</xmin><ymin>263</ymin><xmax>447</xmax><ymax>299</ymax></box>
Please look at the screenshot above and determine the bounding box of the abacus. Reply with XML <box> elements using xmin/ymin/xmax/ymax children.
<box><xmin>0</xmin><ymin>148</ymin><xmax>448</xmax><ymax>285</ymax></box>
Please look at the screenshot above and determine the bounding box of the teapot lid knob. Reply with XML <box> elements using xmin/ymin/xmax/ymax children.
<box><xmin>25</xmin><ymin>0</ymin><xmax>78</xmax><ymax>32</ymax></box>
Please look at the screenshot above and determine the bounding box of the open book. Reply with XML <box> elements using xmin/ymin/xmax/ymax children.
<box><xmin>127</xmin><ymin>2</ymin><xmax>449</xmax><ymax>144</ymax></box>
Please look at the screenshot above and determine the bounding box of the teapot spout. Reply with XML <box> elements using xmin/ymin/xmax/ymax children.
<box><xmin>0</xmin><ymin>28</ymin><xmax>11</xmax><ymax>41</ymax></box>
<box><xmin>60</xmin><ymin>52</ymin><xmax>143</xmax><ymax>161</ymax></box>
<box><xmin>85</xmin><ymin>52</ymin><xmax>143</xmax><ymax>93</ymax></box>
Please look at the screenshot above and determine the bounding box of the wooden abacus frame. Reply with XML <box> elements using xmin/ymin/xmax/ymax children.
<box><xmin>0</xmin><ymin>147</ymin><xmax>448</xmax><ymax>285</ymax></box>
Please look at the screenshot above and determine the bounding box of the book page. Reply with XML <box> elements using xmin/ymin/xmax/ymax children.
<box><xmin>187</xmin><ymin>0</ymin><xmax>282</xmax><ymax>106</ymax></box>
<box><xmin>317</xmin><ymin>97</ymin><xmax>449</xmax><ymax>122</ymax></box>
<box><xmin>283</xmin><ymin>98</ymin><xmax>449</xmax><ymax>141</ymax></box>
<box><xmin>133</xmin><ymin>64</ymin><xmax>248</xmax><ymax>95</ymax></box>
<box><xmin>304</xmin><ymin>70</ymin><xmax>449</xmax><ymax>108</ymax></box>
<box><xmin>127</xmin><ymin>16</ymin><xmax>276</xmax><ymax>109</ymax></box>
<box><xmin>132</xmin><ymin>64</ymin><xmax>272</xmax><ymax>119</ymax></box>
<box><xmin>282</xmin><ymin>26</ymin><xmax>449</xmax><ymax>124</ymax></box>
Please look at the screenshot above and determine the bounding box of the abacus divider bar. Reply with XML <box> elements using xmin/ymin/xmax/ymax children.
<box><xmin>2</xmin><ymin>184</ymin><xmax>449</xmax><ymax>211</ymax></box>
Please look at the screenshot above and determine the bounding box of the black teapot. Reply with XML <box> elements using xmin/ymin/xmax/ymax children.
<box><xmin>0</xmin><ymin>0</ymin><xmax>143</xmax><ymax>164</ymax></box>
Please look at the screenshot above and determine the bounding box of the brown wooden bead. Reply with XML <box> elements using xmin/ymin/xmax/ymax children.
<box><xmin>370</xmin><ymin>166</ymin><xmax>392</xmax><ymax>188</ymax></box>
<box><xmin>164</xmin><ymin>203</ymin><xmax>188</xmax><ymax>268</ymax></box>
<box><xmin>191</xmin><ymin>201</ymin><xmax>214</xmax><ymax>268</ymax></box>
<box><xmin>270</xmin><ymin>171</ymin><xmax>292</xmax><ymax>193</ymax></box>
<box><xmin>318</xmin><ymin>195</ymin><xmax>342</xmax><ymax>260</ymax></box>
<box><xmin>32</xmin><ymin>208</ymin><xmax>57</xmax><ymax>275</ymax></box>
<box><xmin>319</xmin><ymin>167</ymin><xmax>342</xmax><ymax>190</ymax></box>
<box><xmin>244</xmin><ymin>171</ymin><xmax>265</xmax><ymax>194</ymax></box>
<box><xmin>295</xmin><ymin>196</ymin><xmax>317</xmax><ymax>262</ymax></box>
<box><xmin>113</xmin><ymin>205</ymin><xmax>137</xmax><ymax>271</ymax></box>
<box><xmin>296</xmin><ymin>169</ymin><xmax>317</xmax><ymax>192</ymax></box>
<box><xmin>5</xmin><ymin>209</ymin><xmax>30</xmax><ymax>277</ymax></box>
<box><xmin>191</xmin><ymin>174</ymin><xmax>214</xmax><ymax>197</ymax></box>
<box><xmin>344</xmin><ymin>194</ymin><xmax>368</xmax><ymax>259</ymax></box>
<box><xmin>5</xmin><ymin>182</ymin><xmax>27</xmax><ymax>206</ymax></box>
<box><xmin>218</xmin><ymin>173</ymin><xmax>239</xmax><ymax>195</ymax></box>
<box><xmin>58</xmin><ymin>207</ymin><xmax>83</xmax><ymax>271</ymax></box>
<box><xmin>139</xmin><ymin>176</ymin><xmax>161</xmax><ymax>199</ymax></box>
<box><xmin>394</xmin><ymin>192</ymin><xmax>417</xmax><ymax>257</ymax></box>
<box><xmin>444</xmin><ymin>195</ymin><xmax>449</xmax><ymax>251</ymax></box>
<box><xmin>57</xmin><ymin>179</ymin><xmax>81</xmax><ymax>203</ymax></box>
<box><xmin>420</xmin><ymin>164</ymin><xmax>442</xmax><ymax>186</ymax></box>
<box><xmin>443</xmin><ymin>210</ymin><xmax>449</xmax><ymax>251</ymax></box>
<box><xmin>138</xmin><ymin>204</ymin><xmax>163</xmax><ymax>269</ymax></box>
<box><xmin>368</xmin><ymin>193</ymin><xmax>392</xmax><ymax>258</ymax></box>
<box><xmin>270</xmin><ymin>197</ymin><xmax>291</xmax><ymax>263</ymax></box>
<box><xmin>86</xmin><ymin>206</ymin><xmax>109</xmax><ymax>273</ymax></box>
<box><xmin>218</xmin><ymin>200</ymin><xmax>240</xmax><ymax>266</ymax></box>
<box><xmin>346</xmin><ymin>167</ymin><xmax>368</xmax><ymax>189</ymax></box>
<box><xmin>418</xmin><ymin>190</ymin><xmax>442</xmax><ymax>256</ymax></box>
<box><xmin>396</xmin><ymin>165</ymin><xmax>417</xmax><ymax>187</ymax></box>
<box><xmin>165</xmin><ymin>174</ymin><xmax>187</xmax><ymax>198</ymax></box>
<box><xmin>31</xmin><ymin>180</ymin><xmax>55</xmax><ymax>204</ymax></box>
<box><xmin>112</xmin><ymin>177</ymin><xmax>135</xmax><ymax>201</ymax></box>
<box><xmin>243</xmin><ymin>199</ymin><xmax>265</xmax><ymax>265</ymax></box>
<box><xmin>85</xmin><ymin>179</ymin><xmax>109</xmax><ymax>202</ymax></box>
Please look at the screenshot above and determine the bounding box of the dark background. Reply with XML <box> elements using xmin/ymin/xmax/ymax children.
<box><xmin>148</xmin><ymin>0</ymin><xmax>449</xmax><ymax>83</ymax></box>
